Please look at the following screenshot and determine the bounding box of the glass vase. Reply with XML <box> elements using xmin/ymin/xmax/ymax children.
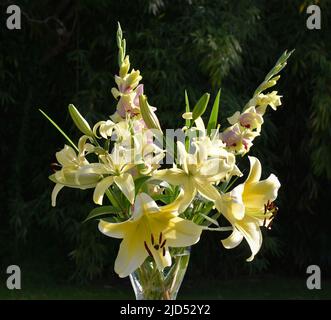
<box><xmin>129</xmin><ymin>247</ymin><xmax>191</xmax><ymax>300</ymax></box>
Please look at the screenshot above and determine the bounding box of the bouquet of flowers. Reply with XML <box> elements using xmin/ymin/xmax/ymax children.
<box><xmin>42</xmin><ymin>23</ymin><xmax>292</xmax><ymax>300</ymax></box>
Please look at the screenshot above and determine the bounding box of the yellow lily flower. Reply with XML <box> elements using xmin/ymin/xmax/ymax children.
<box><xmin>93</xmin><ymin>120</ymin><xmax>115</xmax><ymax>139</ymax></box>
<box><xmin>49</xmin><ymin>141</ymin><xmax>101</xmax><ymax>207</ymax></box>
<box><xmin>98</xmin><ymin>192</ymin><xmax>203</xmax><ymax>278</ymax></box>
<box><xmin>216</xmin><ymin>156</ymin><xmax>280</xmax><ymax>261</ymax></box>
<box><xmin>153</xmin><ymin>140</ymin><xmax>238</xmax><ymax>213</ymax></box>
<box><xmin>77</xmin><ymin>144</ymin><xmax>136</xmax><ymax>205</ymax></box>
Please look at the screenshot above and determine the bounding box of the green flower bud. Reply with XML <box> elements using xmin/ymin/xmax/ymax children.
<box><xmin>139</xmin><ymin>95</ymin><xmax>162</xmax><ymax>132</ymax></box>
<box><xmin>68</xmin><ymin>104</ymin><xmax>94</xmax><ymax>137</ymax></box>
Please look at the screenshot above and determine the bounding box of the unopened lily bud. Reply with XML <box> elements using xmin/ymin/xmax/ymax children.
<box><xmin>68</xmin><ymin>104</ymin><xmax>94</xmax><ymax>137</ymax></box>
<box><xmin>139</xmin><ymin>95</ymin><xmax>162</xmax><ymax>132</ymax></box>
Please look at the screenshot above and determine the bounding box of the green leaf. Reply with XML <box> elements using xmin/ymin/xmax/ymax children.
<box><xmin>201</xmin><ymin>201</ymin><xmax>215</xmax><ymax>215</ymax></box>
<box><xmin>84</xmin><ymin>205</ymin><xmax>121</xmax><ymax>222</ymax></box>
<box><xmin>134</xmin><ymin>176</ymin><xmax>151</xmax><ymax>195</ymax></box>
<box><xmin>152</xmin><ymin>194</ymin><xmax>175</xmax><ymax>204</ymax></box>
<box><xmin>39</xmin><ymin>109</ymin><xmax>79</xmax><ymax>152</ymax></box>
<box><xmin>222</xmin><ymin>175</ymin><xmax>241</xmax><ymax>193</ymax></box>
<box><xmin>199</xmin><ymin>212</ymin><xmax>219</xmax><ymax>227</ymax></box>
<box><xmin>184</xmin><ymin>90</ymin><xmax>191</xmax><ymax>127</ymax></box>
<box><xmin>192</xmin><ymin>93</ymin><xmax>210</xmax><ymax>121</ymax></box>
<box><xmin>207</xmin><ymin>89</ymin><xmax>221</xmax><ymax>136</ymax></box>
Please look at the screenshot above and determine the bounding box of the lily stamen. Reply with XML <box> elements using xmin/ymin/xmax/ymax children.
<box><xmin>160</xmin><ymin>239</ymin><xmax>167</xmax><ymax>249</ymax></box>
<box><xmin>263</xmin><ymin>200</ymin><xmax>279</xmax><ymax>229</ymax></box>
<box><xmin>144</xmin><ymin>241</ymin><xmax>153</xmax><ymax>257</ymax></box>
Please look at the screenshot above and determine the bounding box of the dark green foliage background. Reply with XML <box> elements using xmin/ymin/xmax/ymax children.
<box><xmin>1</xmin><ymin>0</ymin><xmax>331</xmax><ymax>285</ymax></box>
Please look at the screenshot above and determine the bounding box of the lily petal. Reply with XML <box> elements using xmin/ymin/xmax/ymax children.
<box><xmin>221</xmin><ymin>228</ymin><xmax>243</xmax><ymax>249</ymax></box>
<box><xmin>246</xmin><ymin>156</ymin><xmax>262</xmax><ymax>184</ymax></box>
<box><xmin>93</xmin><ymin>176</ymin><xmax>114</xmax><ymax>205</ymax></box>
<box><xmin>98</xmin><ymin>219</ymin><xmax>135</xmax><ymax>239</ymax></box>
<box><xmin>165</xmin><ymin>217</ymin><xmax>203</xmax><ymax>247</ymax></box>
<box><xmin>236</xmin><ymin>217</ymin><xmax>263</xmax><ymax>262</ymax></box>
<box><xmin>51</xmin><ymin>183</ymin><xmax>64</xmax><ymax>207</ymax></box>
<box><xmin>159</xmin><ymin>190</ymin><xmax>185</xmax><ymax>215</ymax></box>
<box><xmin>56</xmin><ymin>145</ymin><xmax>77</xmax><ymax>166</ymax></box>
<box><xmin>199</xmin><ymin>158</ymin><xmax>231</xmax><ymax>181</ymax></box>
<box><xmin>78</xmin><ymin>163</ymin><xmax>110</xmax><ymax>175</ymax></box>
<box><xmin>176</xmin><ymin>142</ymin><xmax>188</xmax><ymax>174</ymax></box>
<box><xmin>216</xmin><ymin>186</ymin><xmax>245</xmax><ymax>221</ymax></box>
<box><xmin>114</xmin><ymin>173</ymin><xmax>135</xmax><ymax>204</ymax></box>
<box><xmin>114</xmin><ymin>232</ymin><xmax>148</xmax><ymax>278</ymax></box>
<box><xmin>179</xmin><ymin>180</ymin><xmax>197</xmax><ymax>213</ymax></box>
<box><xmin>243</xmin><ymin>174</ymin><xmax>280</xmax><ymax>211</ymax></box>
<box><xmin>195</xmin><ymin>179</ymin><xmax>221</xmax><ymax>202</ymax></box>
<box><xmin>152</xmin><ymin>246</ymin><xmax>172</xmax><ymax>271</ymax></box>
<box><xmin>153</xmin><ymin>168</ymin><xmax>187</xmax><ymax>186</ymax></box>
<box><xmin>133</xmin><ymin>193</ymin><xmax>160</xmax><ymax>219</ymax></box>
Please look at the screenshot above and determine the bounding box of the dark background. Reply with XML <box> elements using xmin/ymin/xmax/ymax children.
<box><xmin>1</xmin><ymin>0</ymin><xmax>331</xmax><ymax>299</ymax></box>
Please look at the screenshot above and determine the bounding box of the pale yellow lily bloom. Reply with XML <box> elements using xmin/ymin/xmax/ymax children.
<box><xmin>108</xmin><ymin>117</ymin><xmax>165</xmax><ymax>175</ymax></box>
<box><xmin>216</xmin><ymin>156</ymin><xmax>281</xmax><ymax>261</ymax></box>
<box><xmin>77</xmin><ymin>144</ymin><xmax>136</xmax><ymax>205</ymax></box>
<box><xmin>49</xmin><ymin>142</ymin><xmax>101</xmax><ymax>207</ymax></box>
<box><xmin>93</xmin><ymin>120</ymin><xmax>115</xmax><ymax>139</ymax></box>
<box><xmin>98</xmin><ymin>192</ymin><xmax>203</xmax><ymax>278</ymax></box>
<box><xmin>153</xmin><ymin>140</ymin><xmax>238</xmax><ymax>213</ymax></box>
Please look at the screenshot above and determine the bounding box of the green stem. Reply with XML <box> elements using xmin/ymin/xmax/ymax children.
<box><xmin>132</xmin><ymin>248</ymin><xmax>190</xmax><ymax>300</ymax></box>
<box><xmin>105</xmin><ymin>189</ymin><xmax>126</xmax><ymax>218</ymax></box>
